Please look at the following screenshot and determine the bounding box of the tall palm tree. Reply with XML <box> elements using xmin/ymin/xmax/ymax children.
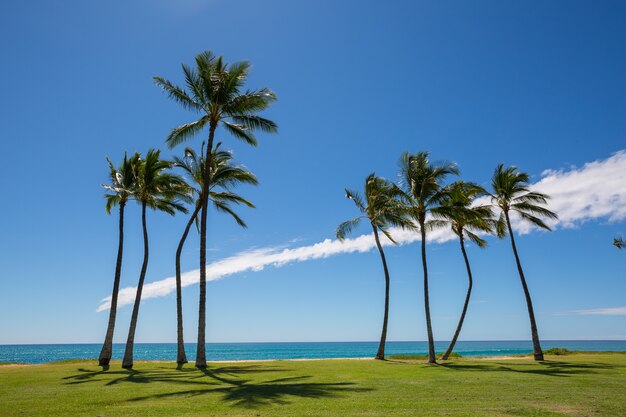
<box><xmin>399</xmin><ymin>151</ymin><xmax>459</xmax><ymax>364</ymax></box>
<box><xmin>98</xmin><ymin>152</ymin><xmax>140</xmax><ymax>367</ymax></box>
<box><xmin>172</xmin><ymin>143</ymin><xmax>258</xmax><ymax>365</ymax></box>
<box><xmin>122</xmin><ymin>149</ymin><xmax>189</xmax><ymax>370</ymax></box>
<box><xmin>490</xmin><ymin>164</ymin><xmax>558</xmax><ymax>361</ymax></box>
<box><xmin>154</xmin><ymin>51</ymin><xmax>277</xmax><ymax>368</ymax></box>
<box><xmin>437</xmin><ymin>181</ymin><xmax>495</xmax><ymax>360</ymax></box>
<box><xmin>336</xmin><ymin>174</ymin><xmax>413</xmax><ymax>360</ymax></box>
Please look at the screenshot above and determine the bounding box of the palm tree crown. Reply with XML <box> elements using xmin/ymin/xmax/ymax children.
<box><xmin>438</xmin><ymin>181</ymin><xmax>495</xmax><ymax>246</ymax></box>
<box><xmin>132</xmin><ymin>149</ymin><xmax>190</xmax><ymax>214</ymax></box>
<box><xmin>173</xmin><ymin>143</ymin><xmax>258</xmax><ymax>227</ymax></box>
<box><xmin>337</xmin><ymin>174</ymin><xmax>412</xmax><ymax>242</ymax></box>
<box><xmin>103</xmin><ymin>152</ymin><xmax>140</xmax><ymax>213</ymax></box>
<box><xmin>490</xmin><ymin>164</ymin><xmax>558</xmax><ymax>235</ymax></box>
<box><xmin>399</xmin><ymin>151</ymin><xmax>460</xmax><ymax>226</ymax></box>
<box><xmin>154</xmin><ymin>51</ymin><xmax>277</xmax><ymax>149</ymax></box>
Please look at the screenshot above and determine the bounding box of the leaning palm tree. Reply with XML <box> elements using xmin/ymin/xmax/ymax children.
<box><xmin>154</xmin><ymin>51</ymin><xmax>277</xmax><ymax>368</ymax></box>
<box><xmin>490</xmin><ymin>164</ymin><xmax>558</xmax><ymax>361</ymax></box>
<box><xmin>122</xmin><ymin>149</ymin><xmax>189</xmax><ymax>370</ymax></box>
<box><xmin>437</xmin><ymin>181</ymin><xmax>495</xmax><ymax>360</ymax></box>
<box><xmin>98</xmin><ymin>152</ymin><xmax>140</xmax><ymax>367</ymax></box>
<box><xmin>336</xmin><ymin>174</ymin><xmax>413</xmax><ymax>360</ymax></box>
<box><xmin>399</xmin><ymin>151</ymin><xmax>459</xmax><ymax>364</ymax></box>
<box><xmin>172</xmin><ymin>143</ymin><xmax>258</xmax><ymax>365</ymax></box>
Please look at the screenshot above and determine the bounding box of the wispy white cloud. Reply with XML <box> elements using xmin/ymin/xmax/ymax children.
<box><xmin>515</xmin><ymin>150</ymin><xmax>626</xmax><ymax>233</ymax></box>
<box><xmin>567</xmin><ymin>307</ymin><xmax>626</xmax><ymax>316</ymax></box>
<box><xmin>97</xmin><ymin>150</ymin><xmax>626</xmax><ymax>312</ymax></box>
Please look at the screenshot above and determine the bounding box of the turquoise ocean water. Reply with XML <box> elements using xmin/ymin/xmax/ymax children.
<box><xmin>1</xmin><ymin>341</ymin><xmax>625</xmax><ymax>364</ymax></box>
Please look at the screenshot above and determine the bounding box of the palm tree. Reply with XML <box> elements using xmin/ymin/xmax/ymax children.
<box><xmin>437</xmin><ymin>181</ymin><xmax>495</xmax><ymax>360</ymax></box>
<box><xmin>399</xmin><ymin>151</ymin><xmax>459</xmax><ymax>364</ymax></box>
<box><xmin>98</xmin><ymin>152</ymin><xmax>140</xmax><ymax>367</ymax></box>
<box><xmin>122</xmin><ymin>149</ymin><xmax>189</xmax><ymax>370</ymax></box>
<box><xmin>336</xmin><ymin>174</ymin><xmax>413</xmax><ymax>360</ymax></box>
<box><xmin>154</xmin><ymin>51</ymin><xmax>277</xmax><ymax>368</ymax></box>
<box><xmin>614</xmin><ymin>237</ymin><xmax>625</xmax><ymax>249</ymax></box>
<box><xmin>489</xmin><ymin>164</ymin><xmax>558</xmax><ymax>361</ymax></box>
<box><xmin>172</xmin><ymin>143</ymin><xmax>258</xmax><ymax>365</ymax></box>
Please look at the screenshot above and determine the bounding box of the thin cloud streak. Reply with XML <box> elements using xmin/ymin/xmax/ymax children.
<box><xmin>568</xmin><ymin>307</ymin><xmax>626</xmax><ymax>316</ymax></box>
<box><xmin>97</xmin><ymin>150</ymin><xmax>626</xmax><ymax>312</ymax></box>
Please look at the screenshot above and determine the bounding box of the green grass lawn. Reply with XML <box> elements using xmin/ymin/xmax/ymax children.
<box><xmin>1</xmin><ymin>353</ymin><xmax>625</xmax><ymax>416</ymax></box>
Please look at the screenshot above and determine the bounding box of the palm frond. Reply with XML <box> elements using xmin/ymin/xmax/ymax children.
<box><xmin>153</xmin><ymin>76</ymin><xmax>203</xmax><ymax>112</ymax></box>
<box><xmin>465</xmin><ymin>230</ymin><xmax>488</xmax><ymax>248</ymax></box>
<box><xmin>516</xmin><ymin>211</ymin><xmax>553</xmax><ymax>231</ymax></box>
<box><xmin>213</xmin><ymin>200</ymin><xmax>248</xmax><ymax>228</ymax></box>
<box><xmin>222</xmin><ymin>121</ymin><xmax>258</xmax><ymax>146</ymax></box>
<box><xmin>229</xmin><ymin>115</ymin><xmax>278</xmax><ymax>134</ymax></box>
<box><xmin>165</xmin><ymin>117</ymin><xmax>209</xmax><ymax>148</ymax></box>
<box><xmin>336</xmin><ymin>217</ymin><xmax>363</xmax><ymax>240</ymax></box>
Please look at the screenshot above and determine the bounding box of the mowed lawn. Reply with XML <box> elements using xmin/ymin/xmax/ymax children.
<box><xmin>1</xmin><ymin>353</ymin><xmax>626</xmax><ymax>416</ymax></box>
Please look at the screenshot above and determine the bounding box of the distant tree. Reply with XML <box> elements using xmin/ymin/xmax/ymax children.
<box><xmin>614</xmin><ymin>237</ymin><xmax>625</xmax><ymax>249</ymax></box>
<box><xmin>336</xmin><ymin>174</ymin><xmax>413</xmax><ymax>360</ymax></box>
<box><xmin>398</xmin><ymin>151</ymin><xmax>459</xmax><ymax>364</ymax></box>
<box><xmin>122</xmin><ymin>150</ymin><xmax>189</xmax><ymax>370</ymax></box>
<box><xmin>172</xmin><ymin>143</ymin><xmax>258</xmax><ymax>365</ymax></box>
<box><xmin>154</xmin><ymin>51</ymin><xmax>277</xmax><ymax>368</ymax></box>
<box><xmin>98</xmin><ymin>152</ymin><xmax>140</xmax><ymax>367</ymax></box>
<box><xmin>489</xmin><ymin>164</ymin><xmax>558</xmax><ymax>361</ymax></box>
<box><xmin>437</xmin><ymin>181</ymin><xmax>495</xmax><ymax>361</ymax></box>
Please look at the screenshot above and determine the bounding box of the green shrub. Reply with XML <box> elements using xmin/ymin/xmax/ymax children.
<box><xmin>544</xmin><ymin>348</ymin><xmax>572</xmax><ymax>356</ymax></box>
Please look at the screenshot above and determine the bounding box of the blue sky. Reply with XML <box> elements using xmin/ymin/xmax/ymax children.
<box><xmin>0</xmin><ymin>0</ymin><xmax>625</xmax><ymax>344</ymax></box>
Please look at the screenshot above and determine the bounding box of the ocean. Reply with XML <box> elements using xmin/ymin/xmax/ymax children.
<box><xmin>1</xmin><ymin>341</ymin><xmax>625</xmax><ymax>364</ymax></box>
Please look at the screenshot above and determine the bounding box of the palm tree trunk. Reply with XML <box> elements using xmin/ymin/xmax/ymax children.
<box><xmin>175</xmin><ymin>204</ymin><xmax>201</xmax><ymax>365</ymax></box>
<box><xmin>98</xmin><ymin>200</ymin><xmax>126</xmax><ymax>367</ymax></box>
<box><xmin>122</xmin><ymin>202</ymin><xmax>149</xmax><ymax>369</ymax></box>
<box><xmin>505</xmin><ymin>211</ymin><xmax>544</xmax><ymax>361</ymax></box>
<box><xmin>196</xmin><ymin>122</ymin><xmax>217</xmax><ymax>368</ymax></box>
<box><xmin>441</xmin><ymin>234</ymin><xmax>473</xmax><ymax>360</ymax></box>
<box><xmin>420</xmin><ymin>222</ymin><xmax>437</xmax><ymax>364</ymax></box>
<box><xmin>372</xmin><ymin>224</ymin><xmax>390</xmax><ymax>361</ymax></box>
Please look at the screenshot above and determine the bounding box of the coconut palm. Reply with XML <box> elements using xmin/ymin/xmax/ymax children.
<box><xmin>399</xmin><ymin>151</ymin><xmax>459</xmax><ymax>364</ymax></box>
<box><xmin>98</xmin><ymin>152</ymin><xmax>140</xmax><ymax>367</ymax></box>
<box><xmin>336</xmin><ymin>174</ymin><xmax>413</xmax><ymax>360</ymax></box>
<box><xmin>489</xmin><ymin>164</ymin><xmax>558</xmax><ymax>361</ymax></box>
<box><xmin>172</xmin><ymin>143</ymin><xmax>258</xmax><ymax>365</ymax></box>
<box><xmin>122</xmin><ymin>149</ymin><xmax>189</xmax><ymax>370</ymax></box>
<box><xmin>614</xmin><ymin>237</ymin><xmax>625</xmax><ymax>249</ymax></box>
<box><xmin>436</xmin><ymin>181</ymin><xmax>495</xmax><ymax>360</ymax></box>
<box><xmin>154</xmin><ymin>51</ymin><xmax>277</xmax><ymax>368</ymax></box>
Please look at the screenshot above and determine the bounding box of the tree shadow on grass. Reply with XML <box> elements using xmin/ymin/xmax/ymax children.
<box><xmin>128</xmin><ymin>373</ymin><xmax>369</xmax><ymax>408</ymax></box>
<box><xmin>439</xmin><ymin>360</ymin><xmax>621</xmax><ymax>377</ymax></box>
<box><xmin>63</xmin><ymin>364</ymin><xmax>286</xmax><ymax>387</ymax></box>
<box><xmin>62</xmin><ymin>364</ymin><xmax>370</xmax><ymax>408</ymax></box>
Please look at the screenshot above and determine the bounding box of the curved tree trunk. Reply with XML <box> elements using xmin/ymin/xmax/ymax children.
<box><xmin>441</xmin><ymin>234</ymin><xmax>473</xmax><ymax>360</ymax></box>
<box><xmin>420</xmin><ymin>221</ymin><xmax>436</xmax><ymax>364</ymax></box>
<box><xmin>372</xmin><ymin>224</ymin><xmax>391</xmax><ymax>361</ymax></box>
<box><xmin>98</xmin><ymin>200</ymin><xmax>126</xmax><ymax>367</ymax></box>
<box><xmin>196</xmin><ymin>122</ymin><xmax>217</xmax><ymax>368</ymax></box>
<box><xmin>174</xmin><ymin>204</ymin><xmax>202</xmax><ymax>365</ymax></box>
<box><xmin>505</xmin><ymin>211</ymin><xmax>544</xmax><ymax>361</ymax></box>
<box><xmin>122</xmin><ymin>202</ymin><xmax>149</xmax><ymax>369</ymax></box>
